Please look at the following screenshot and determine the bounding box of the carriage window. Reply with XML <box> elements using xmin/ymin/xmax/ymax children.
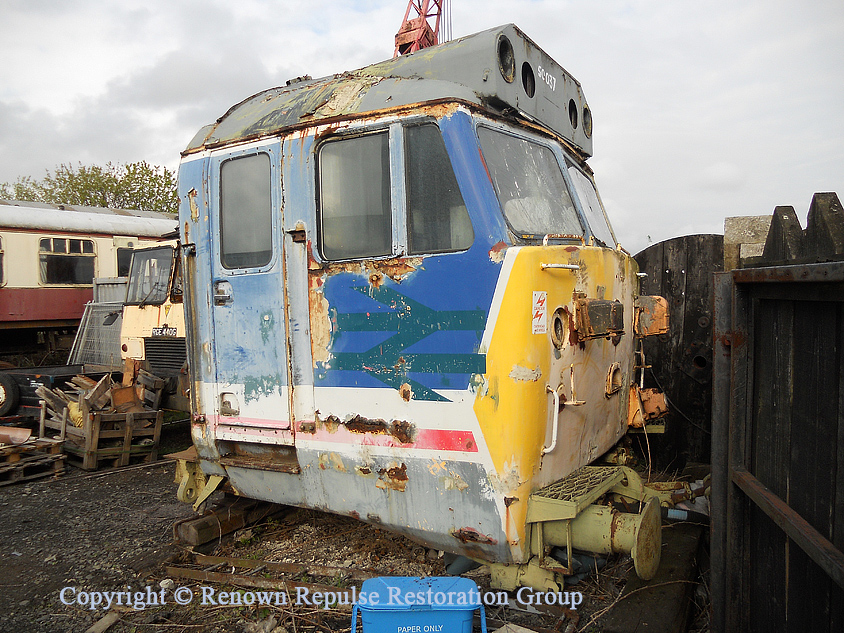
<box><xmin>220</xmin><ymin>153</ymin><xmax>272</xmax><ymax>269</ymax></box>
<box><xmin>39</xmin><ymin>237</ymin><xmax>95</xmax><ymax>285</ymax></box>
<box><xmin>566</xmin><ymin>162</ymin><xmax>615</xmax><ymax>247</ymax></box>
<box><xmin>405</xmin><ymin>124</ymin><xmax>473</xmax><ymax>254</ymax></box>
<box><xmin>477</xmin><ymin>127</ymin><xmax>582</xmax><ymax>237</ymax></box>
<box><xmin>116</xmin><ymin>248</ymin><xmax>133</xmax><ymax>277</ymax></box>
<box><xmin>319</xmin><ymin>132</ymin><xmax>391</xmax><ymax>260</ymax></box>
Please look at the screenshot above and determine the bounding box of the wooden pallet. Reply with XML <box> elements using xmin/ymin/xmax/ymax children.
<box><xmin>46</xmin><ymin>410</ymin><xmax>163</xmax><ymax>471</ymax></box>
<box><xmin>0</xmin><ymin>438</ymin><xmax>65</xmax><ymax>486</ymax></box>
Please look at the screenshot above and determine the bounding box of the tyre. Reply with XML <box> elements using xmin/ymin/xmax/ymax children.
<box><xmin>0</xmin><ymin>373</ymin><xmax>20</xmax><ymax>417</ymax></box>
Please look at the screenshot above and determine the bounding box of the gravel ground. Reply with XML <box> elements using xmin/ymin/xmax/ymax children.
<box><xmin>1</xmin><ymin>422</ymin><xmax>698</xmax><ymax>633</ymax></box>
<box><xmin>0</xmin><ymin>458</ymin><xmax>193</xmax><ymax>633</ymax></box>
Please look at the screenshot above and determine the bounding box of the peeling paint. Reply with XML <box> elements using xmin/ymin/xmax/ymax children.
<box><xmin>316</xmin><ymin>413</ymin><xmax>341</xmax><ymax>433</ymax></box>
<box><xmin>329</xmin><ymin>452</ymin><xmax>347</xmax><ymax>472</ymax></box>
<box><xmin>508</xmin><ymin>364</ymin><xmax>541</xmax><ymax>382</ymax></box>
<box><xmin>488</xmin><ymin>241</ymin><xmax>507</xmax><ymax>263</ymax></box>
<box><xmin>427</xmin><ymin>459</ymin><xmax>447</xmax><ymax>476</ymax></box>
<box><xmin>188</xmin><ymin>188</ymin><xmax>200</xmax><ymax>221</ymax></box>
<box><xmin>442</xmin><ymin>472</ymin><xmax>469</xmax><ymax>491</ymax></box>
<box><xmin>259</xmin><ymin>310</ymin><xmax>276</xmax><ymax>344</ymax></box>
<box><xmin>308</xmin><ymin>276</ymin><xmax>332</xmax><ymax>365</ymax></box>
<box><xmin>243</xmin><ymin>375</ymin><xmax>283</xmax><ymax>404</ymax></box>
<box><xmin>487</xmin><ymin>460</ymin><xmax>521</xmax><ymax>495</ymax></box>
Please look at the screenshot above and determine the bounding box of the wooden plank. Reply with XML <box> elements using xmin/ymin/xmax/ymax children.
<box><xmin>173</xmin><ymin>500</ymin><xmax>286</xmax><ymax>546</ymax></box>
<box><xmin>733</xmin><ymin>467</ymin><xmax>844</xmax><ymax>590</ymax></box>
<box><xmin>193</xmin><ymin>554</ymin><xmax>375</xmax><ymax>582</ymax></box>
<box><xmin>34</xmin><ymin>386</ymin><xmax>67</xmax><ymax>414</ymax></box>
<box><xmin>786</xmin><ymin>300</ymin><xmax>839</xmax><ymax>630</ymax></box>
<box><xmin>746</xmin><ymin>298</ymin><xmax>791</xmax><ymax>633</ymax></box>
<box><xmin>726</xmin><ymin>279</ymin><xmax>753</xmax><ymax>633</ymax></box>
<box><xmin>601</xmin><ymin>523</ymin><xmax>704</xmax><ymax>633</ymax></box>
<box><xmin>149</xmin><ymin>410</ymin><xmax>163</xmax><ymax>463</ymax></box>
<box><xmin>834</xmin><ymin>319</ymin><xmax>844</xmax><ymax>632</ymax></box>
<box><xmin>710</xmin><ymin>271</ymin><xmax>732</xmax><ymax>633</ymax></box>
<box><xmin>83</xmin><ymin>374</ymin><xmax>112</xmax><ymax>410</ymax></box>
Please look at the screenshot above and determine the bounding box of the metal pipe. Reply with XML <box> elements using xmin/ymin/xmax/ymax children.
<box><xmin>542</xmin><ymin>385</ymin><xmax>559</xmax><ymax>454</ymax></box>
<box><xmin>540</xmin><ymin>263</ymin><xmax>580</xmax><ymax>270</ymax></box>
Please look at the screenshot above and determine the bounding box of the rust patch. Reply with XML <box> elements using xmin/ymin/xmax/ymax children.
<box><xmin>310</xmin><ymin>257</ymin><xmax>421</xmax><ymax>284</ymax></box>
<box><xmin>391</xmin><ymin>419</ymin><xmax>415</xmax><ymax>444</ymax></box>
<box><xmin>634</xmin><ymin>295</ymin><xmax>670</xmax><ymax>337</ymax></box>
<box><xmin>376</xmin><ymin>463</ymin><xmax>408</xmax><ymax>491</ymax></box>
<box><xmin>567</xmin><ymin>307</ymin><xmax>581</xmax><ymax>347</ymax></box>
<box><xmin>504</xmin><ymin>496</ymin><xmax>518</xmax><ymax>507</ymax></box>
<box><xmin>369</xmin><ymin>257</ymin><xmax>422</xmax><ymax>282</ymax></box>
<box><xmin>399</xmin><ymin>382</ymin><xmax>412</xmax><ymax>401</ymax></box>
<box><xmin>344</xmin><ymin>415</ymin><xmax>416</xmax><ymax>444</ymax></box>
<box><xmin>450</xmin><ymin>528</ymin><xmax>498</xmax><ymax>545</ymax></box>
<box><xmin>575</xmin><ymin>297</ymin><xmax>625</xmax><ymax>340</ymax></box>
<box><xmin>315</xmin><ymin>413</ymin><xmax>341</xmax><ymax>433</ymax></box>
<box><xmin>345</xmin><ymin>415</ymin><xmax>390</xmax><ymax>434</ymax></box>
<box><xmin>369</xmin><ymin>271</ymin><xmax>384</xmax><ymax>287</ymax></box>
<box><xmin>349</xmin><ymin>510</ymin><xmax>360</xmax><ymax>520</ymax></box>
<box><xmin>356</xmin><ymin>466</ymin><xmax>372</xmax><ymax>476</ymax></box>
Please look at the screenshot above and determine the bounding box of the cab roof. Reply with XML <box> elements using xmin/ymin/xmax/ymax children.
<box><xmin>184</xmin><ymin>24</ymin><xmax>593</xmax><ymax>158</ymax></box>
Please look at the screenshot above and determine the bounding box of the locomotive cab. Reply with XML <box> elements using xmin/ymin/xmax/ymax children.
<box><xmin>177</xmin><ymin>24</ymin><xmax>670</xmax><ymax>590</ymax></box>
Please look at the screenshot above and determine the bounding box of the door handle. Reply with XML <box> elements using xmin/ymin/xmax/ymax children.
<box><xmin>213</xmin><ymin>280</ymin><xmax>233</xmax><ymax>305</ymax></box>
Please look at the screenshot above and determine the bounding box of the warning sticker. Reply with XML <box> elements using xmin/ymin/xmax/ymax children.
<box><xmin>532</xmin><ymin>291</ymin><xmax>547</xmax><ymax>334</ymax></box>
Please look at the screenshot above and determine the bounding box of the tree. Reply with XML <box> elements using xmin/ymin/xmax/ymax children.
<box><xmin>0</xmin><ymin>161</ymin><xmax>179</xmax><ymax>215</ymax></box>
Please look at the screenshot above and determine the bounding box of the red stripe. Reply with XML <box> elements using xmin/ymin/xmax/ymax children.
<box><xmin>209</xmin><ymin>415</ymin><xmax>477</xmax><ymax>452</ymax></box>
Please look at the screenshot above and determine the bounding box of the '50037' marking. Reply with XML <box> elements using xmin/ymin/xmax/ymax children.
<box><xmin>537</xmin><ymin>65</ymin><xmax>557</xmax><ymax>91</ymax></box>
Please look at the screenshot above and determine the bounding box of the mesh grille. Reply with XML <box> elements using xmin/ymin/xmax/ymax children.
<box><xmin>68</xmin><ymin>302</ymin><xmax>124</xmax><ymax>369</ymax></box>
<box><xmin>143</xmin><ymin>337</ymin><xmax>187</xmax><ymax>376</ymax></box>
<box><xmin>532</xmin><ymin>466</ymin><xmax>622</xmax><ymax>503</ymax></box>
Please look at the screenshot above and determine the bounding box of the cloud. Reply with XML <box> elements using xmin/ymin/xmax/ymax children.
<box><xmin>0</xmin><ymin>0</ymin><xmax>841</xmax><ymax>256</ymax></box>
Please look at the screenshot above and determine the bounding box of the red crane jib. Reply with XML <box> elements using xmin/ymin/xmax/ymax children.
<box><xmin>394</xmin><ymin>0</ymin><xmax>443</xmax><ymax>56</ymax></box>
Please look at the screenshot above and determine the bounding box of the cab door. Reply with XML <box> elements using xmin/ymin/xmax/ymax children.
<box><xmin>208</xmin><ymin>145</ymin><xmax>293</xmax><ymax>443</ymax></box>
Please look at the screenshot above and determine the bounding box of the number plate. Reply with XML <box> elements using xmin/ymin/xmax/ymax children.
<box><xmin>151</xmin><ymin>327</ymin><xmax>178</xmax><ymax>337</ymax></box>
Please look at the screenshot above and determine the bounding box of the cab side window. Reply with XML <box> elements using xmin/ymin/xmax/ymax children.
<box><xmin>317</xmin><ymin>124</ymin><xmax>473</xmax><ymax>261</ymax></box>
<box><xmin>318</xmin><ymin>132</ymin><xmax>391</xmax><ymax>260</ymax></box>
<box><xmin>405</xmin><ymin>123</ymin><xmax>473</xmax><ymax>254</ymax></box>
<box><xmin>220</xmin><ymin>153</ymin><xmax>272</xmax><ymax>269</ymax></box>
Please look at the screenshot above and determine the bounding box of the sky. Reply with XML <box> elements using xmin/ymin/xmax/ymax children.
<box><xmin>1</xmin><ymin>0</ymin><xmax>842</xmax><ymax>254</ymax></box>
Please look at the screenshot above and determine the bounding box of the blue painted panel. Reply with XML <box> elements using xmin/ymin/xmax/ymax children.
<box><xmin>312</xmin><ymin>114</ymin><xmax>510</xmax><ymax>401</ymax></box>
<box><xmin>204</xmin><ymin>143</ymin><xmax>291</xmax><ymax>422</ymax></box>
